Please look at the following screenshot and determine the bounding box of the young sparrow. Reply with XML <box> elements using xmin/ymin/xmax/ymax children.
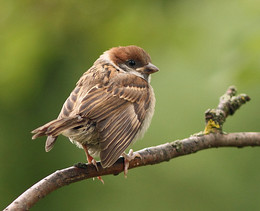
<box><xmin>32</xmin><ymin>45</ymin><xmax>159</xmax><ymax>172</ymax></box>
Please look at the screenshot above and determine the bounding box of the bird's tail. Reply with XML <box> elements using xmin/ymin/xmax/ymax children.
<box><xmin>31</xmin><ymin>116</ymin><xmax>85</xmax><ymax>152</ymax></box>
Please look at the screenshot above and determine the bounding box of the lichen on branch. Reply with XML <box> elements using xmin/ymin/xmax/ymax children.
<box><xmin>204</xmin><ymin>86</ymin><xmax>250</xmax><ymax>134</ymax></box>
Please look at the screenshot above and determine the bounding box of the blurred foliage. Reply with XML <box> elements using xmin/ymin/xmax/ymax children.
<box><xmin>1</xmin><ymin>0</ymin><xmax>260</xmax><ymax>210</ymax></box>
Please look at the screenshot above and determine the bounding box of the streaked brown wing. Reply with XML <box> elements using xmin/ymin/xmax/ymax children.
<box><xmin>78</xmin><ymin>73</ymin><xmax>151</xmax><ymax>168</ymax></box>
<box><xmin>58</xmin><ymin>63</ymin><xmax>108</xmax><ymax>119</ymax></box>
<box><xmin>99</xmin><ymin>104</ymin><xmax>141</xmax><ymax>167</ymax></box>
<box><xmin>59</xmin><ymin>86</ymin><xmax>81</xmax><ymax>118</ymax></box>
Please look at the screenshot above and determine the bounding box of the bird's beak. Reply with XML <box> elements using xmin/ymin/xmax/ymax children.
<box><xmin>137</xmin><ymin>63</ymin><xmax>159</xmax><ymax>75</ymax></box>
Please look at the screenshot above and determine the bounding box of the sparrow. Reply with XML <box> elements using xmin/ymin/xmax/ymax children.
<box><xmin>32</xmin><ymin>45</ymin><xmax>159</xmax><ymax>177</ymax></box>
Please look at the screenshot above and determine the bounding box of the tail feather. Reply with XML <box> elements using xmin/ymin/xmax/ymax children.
<box><xmin>45</xmin><ymin>118</ymin><xmax>85</xmax><ymax>137</ymax></box>
<box><xmin>45</xmin><ymin>136</ymin><xmax>57</xmax><ymax>152</ymax></box>
<box><xmin>31</xmin><ymin>119</ymin><xmax>61</xmax><ymax>139</ymax></box>
<box><xmin>31</xmin><ymin>115</ymin><xmax>85</xmax><ymax>151</ymax></box>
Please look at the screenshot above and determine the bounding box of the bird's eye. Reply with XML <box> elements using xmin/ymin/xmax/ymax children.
<box><xmin>127</xmin><ymin>59</ymin><xmax>136</xmax><ymax>67</ymax></box>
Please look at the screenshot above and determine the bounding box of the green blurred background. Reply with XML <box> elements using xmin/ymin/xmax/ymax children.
<box><xmin>1</xmin><ymin>0</ymin><xmax>260</xmax><ymax>210</ymax></box>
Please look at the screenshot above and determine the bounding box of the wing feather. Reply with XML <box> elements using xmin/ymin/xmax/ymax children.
<box><xmin>100</xmin><ymin>109</ymin><xmax>141</xmax><ymax>167</ymax></box>
<box><xmin>75</xmin><ymin>71</ymin><xmax>151</xmax><ymax>167</ymax></box>
<box><xmin>58</xmin><ymin>65</ymin><xmax>152</xmax><ymax>167</ymax></box>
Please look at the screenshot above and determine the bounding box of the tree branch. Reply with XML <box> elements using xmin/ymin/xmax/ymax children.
<box><xmin>4</xmin><ymin>86</ymin><xmax>258</xmax><ymax>211</ymax></box>
<box><xmin>204</xmin><ymin>85</ymin><xmax>250</xmax><ymax>133</ymax></box>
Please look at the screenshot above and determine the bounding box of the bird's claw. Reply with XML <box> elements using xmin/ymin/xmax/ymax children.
<box><xmin>122</xmin><ymin>149</ymin><xmax>141</xmax><ymax>178</ymax></box>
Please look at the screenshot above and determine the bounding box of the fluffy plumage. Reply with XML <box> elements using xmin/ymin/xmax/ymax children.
<box><xmin>32</xmin><ymin>45</ymin><xmax>159</xmax><ymax>168</ymax></box>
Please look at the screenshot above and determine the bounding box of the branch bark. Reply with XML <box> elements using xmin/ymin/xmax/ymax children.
<box><xmin>4</xmin><ymin>86</ymin><xmax>258</xmax><ymax>211</ymax></box>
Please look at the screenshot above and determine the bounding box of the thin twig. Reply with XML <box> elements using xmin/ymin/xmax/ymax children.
<box><xmin>204</xmin><ymin>86</ymin><xmax>250</xmax><ymax>133</ymax></box>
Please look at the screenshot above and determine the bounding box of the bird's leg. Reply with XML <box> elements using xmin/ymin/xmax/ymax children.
<box><xmin>122</xmin><ymin>149</ymin><xmax>141</xmax><ymax>178</ymax></box>
<box><xmin>83</xmin><ymin>145</ymin><xmax>98</xmax><ymax>170</ymax></box>
<box><xmin>82</xmin><ymin>145</ymin><xmax>104</xmax><ymax>184</ymax></box>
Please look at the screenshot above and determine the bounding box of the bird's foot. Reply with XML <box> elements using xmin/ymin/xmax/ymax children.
<box><xmin>122</xmin><ymin>149</ymin><xmax>141</xmax><ymax>178</ymax></box>
<box><xmin>83</xmin><ymin>145</ymin><xmax>104</xmax><ymax>184</ymax></box>
<box><xmin>87</xmin><ymin>156</ymin><xmax>104</xmax><ymax>184</ymax></box>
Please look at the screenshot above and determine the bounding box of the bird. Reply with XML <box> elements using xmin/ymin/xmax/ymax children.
<box><xmin>32</xmin><ymin>45</ymin><xmax>159</xmax><ymax>178</ymax></box>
